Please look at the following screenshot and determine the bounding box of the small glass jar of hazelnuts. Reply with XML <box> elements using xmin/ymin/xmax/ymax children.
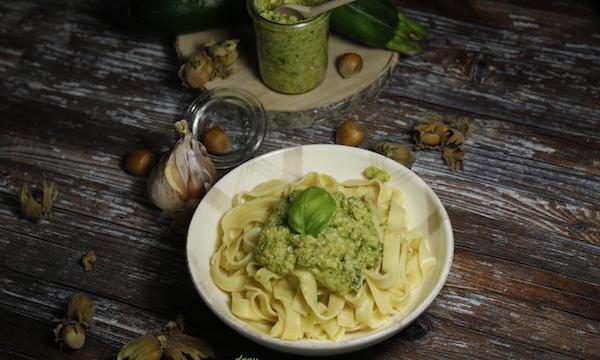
<box><xmin>186</xmin><ymin>88</ymin><xmax>268</xmax><ymax>169</ymax></box>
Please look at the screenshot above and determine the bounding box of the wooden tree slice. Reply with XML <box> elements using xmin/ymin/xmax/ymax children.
<box><xmin>176</xmin><ymin>26</ymin><xmax>397</xmax><ymax>128</ymax></box>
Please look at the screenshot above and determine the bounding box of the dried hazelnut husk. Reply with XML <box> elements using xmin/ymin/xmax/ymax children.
<box><xmin>124</xmin><ymin>149</ymin><xmax>157</xmax><ymax>176</ymax></box>
<box><xmin>336</xmin><ymin>119</ymin><xmax>365</xmax><ymax>146</ymax></box>
<box><xmin>118</xmin><ymin>316</ymin><xmax>214</xmax><ymax>360</ymax></box>
<box><xmin>374</xmin><ymin>142</ymin><xmax>415</xmax><ymax>168</ymax></box>
<box><xmin>179</xmin><ymin>51</ymin><xmax>214</xmax><ymax>89</ymax></box>
<box><xmin>445</xmin><ymin>115</ymin><xmax>475</xmax><ymax>139</ymax></box>
<box><xmin>204</xmin><ymin>39</ymin><xmax>239</xmax><ymax>80</ymax></box>
<box><xmin>441</xmin><ymin>129</ymin><xmax>465</xmax><ymax>172</ymax></box>
<box><xmin>202</xmin><ymin>127</ymin><xmax>231</xmax><ymax>154</ymax></box>
<box><xmin>52</xmin><ymin>293</ymin><xmax>95</xmax><ymax>351</ymax></box>
<box><xmin>413</xmin><ymin>121</ymin><xmax>449</xmax><ymax>150</ymax></box>
<box><xmin>17</xmin><ymin>181</ymin><xmax>58</xmax><ymax>222</ymax></box>
<box><xmin>412</xmin><ymin>115</ymin><xmax>474</xmax><ymax>172</ymax></box>
<box><xmin>81</xmin><ymin>250</ymin><xmax>96</xmax><ymax>272</ymax></box>
<box><xmin>67</xmin><ymin>293</ymin><xmax>95</xmax><ymax>328</ymax></box>
<box><xmin>54</xmin><ymin>322</ymin><xmax>86</xmax><ymax>350</ymax></box>
<box><xmin>207</xmin><ymin>39</ymin><xmax>239</xmax><ymax>67</ymax></box>
<box><xmin>117</xmin><ymin>334</ymin><xmax>163</xmax><ymax>360</ymax></box>
<box><xmin>163</xmin><ymin>330</ymin><xmax>215</xmax><ymax>360</ymax></box>
<box><xmin>337</xmin><ymin>53</ymin><xmax>363</xmax><ymax>79</ymax></box>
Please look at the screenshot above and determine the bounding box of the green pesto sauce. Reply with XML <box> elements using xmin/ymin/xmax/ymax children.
<box><xmin>255</xmin><ymin>0</ymin><xmax>325</xmax><ymax>24</ymax></box>
<box><xmin>252</xmin><ymin>0</ymin><xmax>329</xmax><ymax>94</ymax></box>
<box><xmin>363</xmin><ymin>166</ymin><xmax>391</xmax><ymax>182</ymax></box>
<box><xmin>254</xmin><ymin>191</ymin><xmax>383</xmax><ymax>293</ymax></box>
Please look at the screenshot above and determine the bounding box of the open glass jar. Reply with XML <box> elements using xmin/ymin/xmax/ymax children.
<box><xmin>186</xmin><ymin>88</ymin><xmax>267</xmax><ymax>169</ymax></box>
<box><xmin>247</xmin><ymin>0</ymin><xmax>330</xmax><ymax>94</ymax></box>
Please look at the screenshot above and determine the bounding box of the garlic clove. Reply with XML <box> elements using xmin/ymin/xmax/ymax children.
<box><xmin>148</xmin><ymin>155</ymin><xmax>187</xmax><ymax>212</ymax></box>
<box><xmin>165</xmin><ymin>156</ymin><xmax>188</xmax><ymax>200</ymax></box>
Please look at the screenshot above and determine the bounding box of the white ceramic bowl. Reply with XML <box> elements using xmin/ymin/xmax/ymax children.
<box><xmin>187</xmin><ymin>144</ymin><xmax>453</xmax><ymax>356</ymax></box>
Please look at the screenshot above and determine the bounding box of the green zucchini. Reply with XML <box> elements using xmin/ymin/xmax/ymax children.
<box><xmin>330</xmin><ymin>0</ymin><xmax>428</xmax><ymax>55</ymax></box>
<box><xmin>129</xmin><ymin>0</ymin><xmax>248</xmax><ymax>34</ymax></box>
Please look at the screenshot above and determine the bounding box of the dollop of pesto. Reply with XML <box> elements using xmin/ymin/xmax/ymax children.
<box><xmin>254</xmin><ymin>191</ymin><xmax>383</xmax><ymax>293</ymax></box>
<box><xmin>363</xmin><ymin>166</ymin><xmax>391</xmax><ymax>182</ymax></box>
<box><xmin>255</xmin><ymin>0</ymin><xmax>326</xmax><ymax>24</ymax></box>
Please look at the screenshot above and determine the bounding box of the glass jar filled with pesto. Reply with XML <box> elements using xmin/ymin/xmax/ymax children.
<box><xmin>247</xmin><ymin>0</ymin><xmax>330</xmax><ymax>94</ymax></box>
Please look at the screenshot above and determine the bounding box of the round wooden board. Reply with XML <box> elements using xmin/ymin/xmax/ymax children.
<box><xmin>176</xmin><ymin>26</ymin><xmax>397</xmax><ymax>128</ymax></box>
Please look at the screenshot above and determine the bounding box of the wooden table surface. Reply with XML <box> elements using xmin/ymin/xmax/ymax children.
<box><xmin>1</xmin><ymin>0</ymin><xmax>599</xmax><ymax>359</ymax></box>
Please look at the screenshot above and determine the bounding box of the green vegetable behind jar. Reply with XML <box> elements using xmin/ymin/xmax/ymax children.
<box><xmin>247</xmin><ymin>0</ymin><xmax>330</xmax><ymax>94</ymax></box>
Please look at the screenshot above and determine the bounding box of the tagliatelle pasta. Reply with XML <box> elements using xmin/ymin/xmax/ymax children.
<box><xmin>210</xmin><ymin>172</ymin><xmax>436</xmax><ymax>340</ymax></box>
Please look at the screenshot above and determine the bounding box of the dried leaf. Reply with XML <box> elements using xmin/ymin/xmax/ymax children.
<box><xmin>67</xmin><ymin>293</ymin><xmax>95</xmax><ymax>328</ymax></box>
<box><xmin>413</xmin><ymin>121</ymin><xmax>448</xmax><ymax>150</ymax></box>
<box><xmin>81</xmin><ymin>250</ymin><xmax>96</xmax><ymax>272</ymax></box>
<box><xmin>41</xmin><ymin>181</ymin><xmax>58</xmax><ymax>215</ymax></box>
<box><xmin>18</xmin><ymin>185</ymin><xmax>43</xmax><ymax>222</ymax></box>
<box><xmin>441</xmin><ymin>129</ymin><xmax>465</xmax><ymax>172</ymax></box>
<box><xmin>17</xmin><ymin>181</ymin><xmax>58</xmax><ymax>222</ymax></box>
<box><xmin>412</xmin><ymin>115</ymin><xmax>474</xmax><ymax>171</ymax></box>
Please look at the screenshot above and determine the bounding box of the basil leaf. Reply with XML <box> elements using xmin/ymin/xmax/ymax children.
<box><xmin>287</xmin><ymin>187</ymin><xmax>336</xmax><ymax>235</ymax></box>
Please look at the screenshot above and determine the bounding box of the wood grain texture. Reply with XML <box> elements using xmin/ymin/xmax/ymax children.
<box><xmin>1</xmin><ymin>0</ymin><xmax>599</xmax><ymax>359</ymax></box>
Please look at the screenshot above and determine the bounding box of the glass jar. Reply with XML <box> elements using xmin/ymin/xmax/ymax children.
<box><xmin>186</xmin><ymin>88</ymin><xmax>267</xmax><ymax>169</ymax></box>
<box><xmin>247</xmin><ymin>0</ymin><xmax>330</xmax><ymax>94</ymax></box>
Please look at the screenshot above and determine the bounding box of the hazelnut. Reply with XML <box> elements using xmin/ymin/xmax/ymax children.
<box><xmin>336</xmin><ymin>120</ymin><xmax>365</xmax><ymax>146</ymax></box>
<box><xmin>124</xmin><ymin>149</ymin><xmax>157</xmax><ymax>176</ymax></box>
<box><xmin>202</xmin><ymin>127</ymin><xmax>231</xmax><ymax>154</ymax></box>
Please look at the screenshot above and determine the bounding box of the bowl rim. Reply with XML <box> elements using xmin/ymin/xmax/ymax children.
<box><xmin>186</xmin><ymin>144</ymin><xmax>454</xmax><ymax>354</ymax></box>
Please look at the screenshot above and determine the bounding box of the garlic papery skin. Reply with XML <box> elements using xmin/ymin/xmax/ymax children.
<box><xmin>147</xmin><ymin>120</ymin><xmax>217</xmax><ymax>213</ymax></box>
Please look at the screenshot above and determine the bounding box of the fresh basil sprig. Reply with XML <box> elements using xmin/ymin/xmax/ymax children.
<box><xmin>287</xmin><ymin>187</ymin><xmax>336</xmax><ymax>235</ymax></box>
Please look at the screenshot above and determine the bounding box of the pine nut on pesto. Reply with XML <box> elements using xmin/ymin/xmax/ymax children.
<box><xmin>247</xmin><ymin>0</ymin><xmax>330</xmax><ymax>94</ymax></box>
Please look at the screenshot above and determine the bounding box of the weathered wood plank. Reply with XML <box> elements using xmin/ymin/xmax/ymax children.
<box><xmin>391</xmin><ymin>2</ymin><xmax>600</xmax><ymax>110</ymax></box>
<box><xmin>401</xmin><ymin>46</ymin><xmax>600</xmax><ymax>110</ymax></box>
<box><xmin>2</xmin><ymin>191</ymin><xmax>596</xmax><ymax>319</ymax></box>
<box><xmin>1</xmin><ymin>0</ymin><xmax>599</xmax><ymax>144</ymax></box>
<box><xmin>2</xmin><ymin>0</ymin><xmax>600</xmax><ymax>358</ymax></box>
<box><xmin>1</xmin><ymin>269</ymin><xmax>584</xmax><ymax>360</ymax></box>
<box><xmin>430</xmin><ymin>286</ymin><xmax>600</xmax><ymax>358</ymax></box>
<box><xmin>0</xmin><ymin>272</ymin><xmax>165</xmax><ymax>348</ymax></box>
<box><xmin>451</xmin><ymin>249</ymin><xmax>600</xmax><ymax>321</ymax></box>
<box><xmin>0</xmin><ymin>229</ymin><xmax>187</xmax><ymax>315</ymax></box>
<box><xmin>2</xmin><ymin>192</ymin><xmax>598</xmax><ymax>357</ymax></box>
<box><xmin>399</xmin><ymin>5</ymin><xmax>600</xmax><ymax>73</ymax></box>
<box><xmin>2</xmin><ymin>94</ymin><xmax>599</xmax><ymax>280</ymax></box>
<box><xmin>1</xmin><ymin>308</ymin><xmax>119</xmax><ymax>360</ymax></box>
<box><xmin>396</xmin><ymin>0</ymin><xmax>600</xmax><ymax>45</ymax></box>
<box><xmin>387</xmin><ymin>65</ymin><xmax>600</xmax><ymax>140</ymax></box>
<box><xmin>2</xmin><ymin>133</ymin><xmax>599</xmax><ymax>285</ymax></box>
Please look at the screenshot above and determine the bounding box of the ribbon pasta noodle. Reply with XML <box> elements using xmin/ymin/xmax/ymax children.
<box><xmin>210</xmin><ymin>172</ymin><xmax>435</xmax><ymax>340</ymax></box>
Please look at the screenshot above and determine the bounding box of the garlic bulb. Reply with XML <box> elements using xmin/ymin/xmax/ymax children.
<box><xmin>148</xmin><ymin>120</ymin><xmax>216</xmax><ymax>213</ymax></box>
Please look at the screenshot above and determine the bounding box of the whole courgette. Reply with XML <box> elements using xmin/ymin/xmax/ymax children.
<box><xmin>330</xmin><ymin>0</ymin><xmax>428</xmax><ymax>55</ymax></box>
<box><xmin>129</xmin><ymin>0</ymin><xmax>247</xmax><ymax>34</ymax></box>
